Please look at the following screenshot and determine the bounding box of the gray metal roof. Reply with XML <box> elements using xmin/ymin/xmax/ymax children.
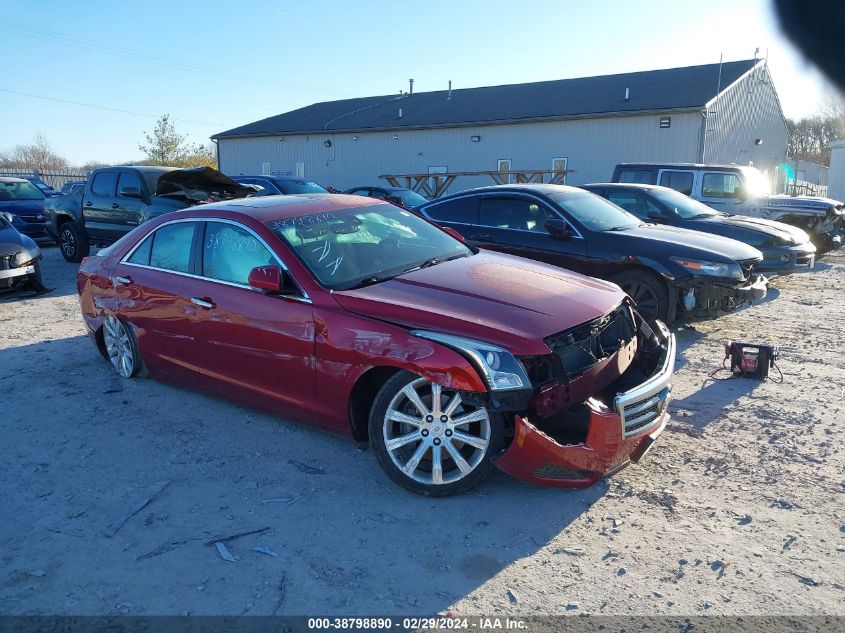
<box><xmin>214</xmin><ymin>59</ymin><xmax>758</xmax><ymax>139</ymax></box>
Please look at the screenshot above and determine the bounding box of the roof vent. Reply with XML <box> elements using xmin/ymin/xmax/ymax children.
<box><xmin>409</xmin><ymin>78</ymin><xmax>414</xmax><ymax>96</ymax></box>
<box><xmin>447</xmin><ymin>80</ymin><xmax>452</xmax><ymax>101</ymax></box>
<box><xmin>625</xmin><ymin>87</ymin><xmax>630</xmax><ymax>101</ymax></box>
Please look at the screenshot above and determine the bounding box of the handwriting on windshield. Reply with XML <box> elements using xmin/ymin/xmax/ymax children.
<box><xmin>312</xmin><ymin>241</ymin><xmax>344</xmax><ymax>276</ymax></box>
<box><xmin>272</xmin><ymin>213</ymin><xmax>337</xmax><ymax>231</ymax></box>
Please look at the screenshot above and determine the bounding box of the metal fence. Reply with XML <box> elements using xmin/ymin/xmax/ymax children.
<box><xmin>0</xmin><ymin>168</ymin><xmax>89</xmax><ymax>190</ymax></box>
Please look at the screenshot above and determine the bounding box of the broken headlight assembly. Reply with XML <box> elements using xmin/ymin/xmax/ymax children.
<box><xmin>670</xmin><ymin>257</ymin><xmax>743</xmax><ymax>279</ymax></box>
<box><xmin>12</xmin><ymin>251</ymin><xmax>39</xmax><ymax>268</ymax></box>
<box><xmin>411</xmin><ymin>331</ymin><xmax>531</xmax><ymax>391</ymax></box>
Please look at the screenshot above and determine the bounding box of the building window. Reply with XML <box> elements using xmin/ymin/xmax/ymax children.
<box><xmin>497</xmin><ymin>159</ymin><xmax>512</xmax><ymax>184</ymax></box>
<box><xmin>295</xmin><ymin>163</ymin><xmax>305</xmax><ymax>178</ymax></box>
<box><xmin>261</xmin><ymin>162</ymin><xmax>271</xmax><ymax>176</ymax></box>
<box><xmin>552</xmin><ymin>157</ymin><xmax>568</xmax><ymax>184</ymax></box>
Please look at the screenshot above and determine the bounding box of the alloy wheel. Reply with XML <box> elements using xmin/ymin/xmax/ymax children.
<box><xmin>382</xmin><ymin>377</ymin><xmax>491</xmax><ymax>486</ymax></box>
<box><xmin>60</xmin><ymin>228</ymin><xmax>76</xmax><ymax>259</ymax></box>
<box><xmin>103</xmin><ymin>315</ymin><xmax>136</xmax><ymax>378</ymax></box>
<box><xmin>621</xmin><ymin>280</ymin><xmax>659</xmax><ymax>319</ymax></box>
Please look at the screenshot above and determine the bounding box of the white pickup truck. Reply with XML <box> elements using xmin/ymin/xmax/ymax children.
<box><xmin>612</xmin><ymin>162</ymin><xmax>845</xmax><ymax>252</ymax></box>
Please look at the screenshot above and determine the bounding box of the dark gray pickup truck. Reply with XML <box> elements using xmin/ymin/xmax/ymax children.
<box><xmin>44</xmin><ymin>165</ymin><xmax>253</xmax><ymax>262</ymax></box>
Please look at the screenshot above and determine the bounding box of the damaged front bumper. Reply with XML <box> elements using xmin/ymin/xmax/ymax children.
<box><xmin>679</xmin><ymin>273</ymin><xmax>768</xmax><ymax>319</ymax></box>
<box><xmin>493</xmin><ymin>321</ymin><xmax>675</xmax><ymax>487</ymax></box>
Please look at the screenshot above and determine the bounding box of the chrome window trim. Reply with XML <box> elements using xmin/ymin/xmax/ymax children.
<box><xmin>120</xmin><ymin>216</ymin><xmax>311</xmax><ymax>302</ymax></box>
<box><xmin>422</xmin><ymin>191</ymin><xmax>585</xmax><ymax>239</ymax></box>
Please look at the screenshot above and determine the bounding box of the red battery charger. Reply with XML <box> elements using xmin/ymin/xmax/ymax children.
<box><xmin>724</xmin><ymin>341</ymin><xmax>779</xmax><ymax>380</ymax></box>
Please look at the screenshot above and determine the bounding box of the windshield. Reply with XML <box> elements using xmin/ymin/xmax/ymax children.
<box><xmin>549</xmin><ymin>190</ymin><xmax>640</xmax><ymax>231</ymax></box>
<box><xmin>276</xmin><ymin>179</ymin><xmax>328</xmax><ymax>194</ymax></box>
<box><xmin>397</xmin><ymin>190</ymin><xmax>428</xmax><ymax>208</ymax></box>
<box><xmin>650</xmin><ymin>187</ymin><xmax>719</xmax><ymax>218</ymax></box>
<box><xmin>266</xmin><ymin>203</ymin><xmax>471</xmax><ymax>290</ymax></box>
<box><xmin>0</xmin><ymin>180</ymin><xmax>45</xmax><ymax>201</ymax></box>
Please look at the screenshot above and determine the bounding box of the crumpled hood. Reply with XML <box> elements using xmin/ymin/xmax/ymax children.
<box><xmin>695</xmin><ymin>214</ymin><xmax>812</xmax><ymax>246</ymax></box>
<box><xmin>155</xmin><ymin>167</ymin><xmax>254</xmax><ymax>200</ymax></box>
<box><xmin>760</xmin><ymin>194</ymin><xmax>845</xmax><ymax>214</ymax></box>
<box><xmin>332</xmin><ymin>250</ymin><xmax>627</xmax><ymax>356</ymax></box>
<box><xmin>0</xmin><ymin>225</ymin><xmax>24</xmax><ymax>257</ymax></box>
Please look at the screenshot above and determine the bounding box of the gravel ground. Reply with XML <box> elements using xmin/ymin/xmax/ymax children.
<box><xmin>0</xmin><ymin>246</ymin><xmax>843</xmax><ymax>617</ymax></box>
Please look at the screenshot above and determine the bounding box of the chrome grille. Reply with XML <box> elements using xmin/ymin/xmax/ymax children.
<box><xmin>619</xmin><ymin>387</ymin><xmax>669</xmax><ymax>437</ymax></box>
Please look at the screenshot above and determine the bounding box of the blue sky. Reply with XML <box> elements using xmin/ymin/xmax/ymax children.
<box><xmin>0</xmin><ymin>0</ymin><xmax>836</xmax><ymax>166</ymax></box>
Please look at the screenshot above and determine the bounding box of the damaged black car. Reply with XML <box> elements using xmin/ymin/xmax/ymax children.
<box><xmin>0</xmin><ymin>212</ymin><xmax>46</xmax><ymax>295</ymax></box>
<box><xmin>418</xmin><ymin>184</ymin><xmax>769</xmax><ymax>324</ymax></box>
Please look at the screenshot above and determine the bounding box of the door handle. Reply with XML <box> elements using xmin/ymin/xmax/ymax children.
<box><xmin>191</xmin><ymin>297</ymin><xmax>215</xmax><ymax>309</ymax></box>
<box><xmin>471</xmin><ymin>233</ymin><xmax>495</xmax><ymax>241</ymax></box>
<box><xmin>113</xmin><ymin>276</ymin><xmax>132</xmax><ymax>285</ymax></box>
<box><xmin>85</xmin><ymin>201</ymin><xmax>93</xmax><ymax>207</ymax></box>
<box><xmin>111</xmin><ymin>203</ymin><xmax>120</xmax><ymax>209</ymax></box>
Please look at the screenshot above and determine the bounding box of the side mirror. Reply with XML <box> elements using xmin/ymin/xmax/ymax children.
<box><xmin>248</xmin><ymin>265</ymin><xmax>287</xmax><ymax>293</ymax></box>
<box><xmin>119</xmin><ymin>186</ymin><xmax>142</xmax><ymax>199</ymax></box>
<box><xmin>1</xmin><ymin>211</ymin><xmax>14</xmax><ymax>224</ymax></box>
<box><xmin>544</xmin><ymin>219</ymin><xmax>573</xmax><ymax>240</ymax></box>
<box><xmin>440</xmin><ymin>226</ymin><xmax>466</xmax><ymax>242</ymax></box>
<box><xmin>733</xmin><ymin>186</ymin><xmax>748</xmax><ymax>202</ymax></box>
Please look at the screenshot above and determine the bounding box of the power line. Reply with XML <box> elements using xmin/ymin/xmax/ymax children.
<box><xmin>0</xmin><ymin>18</ymin><xmax>345</xmax><ymax>97</ymax></box>
<box><xmin>0</xmin><ymin>87</ymin><xmax>227</xmax><ymax>127</ymax></box>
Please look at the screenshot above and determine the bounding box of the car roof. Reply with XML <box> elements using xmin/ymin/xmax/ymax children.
<box><xmin>0</xmin><ymin>177</ymin><xmax>28</xmax><ymax>183</ymax></box>
<box><xmin>183</xmin><ymin>193</ymin><xmax>384</xmax><ymax>222</ymax></box>
<box><xmin>235</xmin><ymin>174</ymin><xmax>314</xmax><ymax>181</ymax></box>
<box><xmin>583</xmin><ymin>182</ymin><xmax>662</xmax><ymax>190</ymax></box>
<box><xmin>431</xmin><ymin>183</ymin><xmax>585</xmax><ymax>201</ymax></box>
<box><xmin>615</xmin><ymin>162</ymin><xmax>742</xmax><ymax>170</ymax></box>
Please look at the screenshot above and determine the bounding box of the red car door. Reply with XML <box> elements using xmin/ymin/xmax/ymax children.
<box><xmin>115</xmin><ymin>220</ymin><xmax>204</xmax><ymax>382</ymax></box>
<box><xmin>187</xmin><ymin>220</ymin><xmax>316</xmax><ymax>422</ymax></box>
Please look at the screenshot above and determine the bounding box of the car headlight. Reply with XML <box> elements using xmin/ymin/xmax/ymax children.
<box><xmin>669</xmin><ymin>257</ymin><xmax>743</xmax><ymax>278</ymax></box>
<box><xmin>411</xmin><ymin>331</ymin><xmax>531</xmax><ymax>391</ymax></box>
<box><xmin>12</xmin><ymin>252</ymin><xmax>39</xmax><ymax>268</ymax></box>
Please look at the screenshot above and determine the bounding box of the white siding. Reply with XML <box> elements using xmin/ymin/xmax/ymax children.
<box><xmin>701</xmin><ymin>64</ymin><xmax>788</xmax><ymax>173</ymax></box>
<box><xmin>828</xmin><ymin>141</ymin><xmax>845</xmax><ymax>202</ymax></box>
<box><xmin>217</xmin><ymin>111</ymin><xmax>701</xmax><ymax>193</ymax></box>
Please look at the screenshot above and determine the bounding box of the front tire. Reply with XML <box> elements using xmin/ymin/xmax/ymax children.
<box><xmin>59</xmin><ymin>221</ymin><xmax>90</xmax><ymax>263</ymax></box>
<box><xmin>369</xmin><ymin>371</ymin><xmax>503</xmax><ymax>496</ymax></box>
<box><xmin>610</xmin><ymin>270</ymin><xmax>670</xmax><ymax>323</ymax></box>
<box><xmin>102</xmin><ymin>315</ymin><xmax>143</xmax><ymax>378</ymax></box>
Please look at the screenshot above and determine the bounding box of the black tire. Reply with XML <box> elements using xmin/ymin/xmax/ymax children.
<box><xmin>369</xmin><ymin>370</ymin><xmax>503</xmax><ymax>496</ymax></box>
<box><xmin>610</xmin><ymin>270</ymin><xmax>670</xmax><ymax>323</ymax></box>
<box><xmin>59</xmin><ymin>221</ymin><xmax>90</xmax><ymax>263</ymax></box>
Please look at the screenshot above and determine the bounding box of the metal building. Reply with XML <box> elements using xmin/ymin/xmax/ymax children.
<box><xmin>212</xmin><ymin>59</ymin><xmax>787</xmax><ymax>195</ymax></box>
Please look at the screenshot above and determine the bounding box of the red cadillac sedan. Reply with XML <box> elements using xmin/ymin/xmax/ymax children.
<box><xmin>77</xmin><ymin>194</ymin><xmax>675</xmax><ymax>496</ymax></box>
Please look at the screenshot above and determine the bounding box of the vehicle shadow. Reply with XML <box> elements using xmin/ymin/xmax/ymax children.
<box><xmin>0</xmin><ymin>334</ymin><xmax>607</xmax><ymax>616</ymax></box>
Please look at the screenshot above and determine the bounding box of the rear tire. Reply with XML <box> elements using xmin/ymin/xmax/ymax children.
<box><xmin>610</xmin><ymin>270</ymin><xmax>670</xmax><ymax>323</ymax></box>
<box><xmin>369</xmin><ymin>371</ymin><xmax>503</xmax><ymax>496</ymax></box>
<box><xmin>59</xmin><ymin>221</ymin><xmax>90</xmax><ymax>263</ymax></box>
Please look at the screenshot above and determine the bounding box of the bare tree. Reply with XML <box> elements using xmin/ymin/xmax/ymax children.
<box><xmin>786</xmin><ymin>98</ymin><xmax>845</xmax><ymax>166</ymax></box>
<box><xmin>138</xmin><ymin>115</ymin><xmax>217</xmax><ymax>168</ymax></box>
<box><xmin>0</xmin><ymin>131</ymin><xmax>69</xmax><ymax>170</ymax></box>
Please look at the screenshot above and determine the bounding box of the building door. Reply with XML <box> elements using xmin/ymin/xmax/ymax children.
<box><xmin>497</xmin><ymin>159</ymin><xmax>512</xmax><ymax>184</ymax></box>
<box><xmin>552</xmin><ymin>158</ymin><xmax>568</xmax><ymax>184</ymax></box>
<box><xmin>295</xmin><ymin>162</ymin><xmax>305</xmax><ymax>178</ymax></box>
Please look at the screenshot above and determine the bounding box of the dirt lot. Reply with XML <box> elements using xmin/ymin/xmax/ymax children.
<box><xmin>1</xmin><ymin>246</ymin><xmax>843</xmax><ymax>617</ymax></box>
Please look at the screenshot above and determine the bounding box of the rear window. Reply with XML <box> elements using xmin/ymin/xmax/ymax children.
<box><xmin>275</xmin><ymin>179</ymin><xmax>327</xmax><ymax>194</ymax></box>
<box><xmin>616</xmin><ymin>169</ymin><xmax>656</xmax><ymax>184</ymax></box>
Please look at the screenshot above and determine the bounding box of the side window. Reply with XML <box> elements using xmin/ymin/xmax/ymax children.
<box><xmin>702</xmin><ymin>172</ymin><xmax>742</xmax><ymax>198</ymax></box>
<box><xmin>149</xmin><ymin>222</ymin><xmax>196</xmax><ymax>273</ymax></box>
<box><xmin>349</xmin><ymin>188</ymin><xmax>370</xmax><ymax>196</ymax></box>
<box><xmin>659</xmin><ymin>171</ymin><xmax>694</xmax><ymax>195</ymax></box>
<box><xmin>257</xmin><ymin>179</ymin><xmax>280</xmax><ymax>195</ymax></box>
<box><xmin>479</xmin><ymin>197</ymin><xmax>557</xmax><ymax>232</ymax></box>
<box><xmin>202</xmin><ymin>222</ymin><xmax>275</xmax><ymax>285</ymax></box>
<box><xmin>617</xmin><ymin>169</ymin><xmax>656</xmax><ymax>184</ymax></box>
<box><xmin>369</xmin><ymin>189</ymin><xmax>389</xmax><ymax>199</ymax></box>
<box><xmin>128</xmin><ymin>235</ymin><xmax>153</xmax><ymax>265</ymax></box>
<box><xmin>423</xmin><ymin>197</ymin><xmax>479</xmax><ymax>225</ymax></box>
<box><xmin>90</xmin><ymin>172</ymin><xmax>117</xmax><ymax>197</ymax></box>
<box><xmin>117</xmin><ymin>171</ymin><xmax>143</xmax><ymax>196</ymax></box>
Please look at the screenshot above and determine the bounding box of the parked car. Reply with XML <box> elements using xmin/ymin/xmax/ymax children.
<box><xmin>0</xmin><ymin>177</ymin><xmax>52</xmax><ymax>244</ymax></box>
<box><xmin>230</xmin><ymin>175</ymin><xmax>328</xmax><ymax>195</ymax></box>
<box><xmin>0</xmin><ymin>211</ymin><xmax>44</xmax><ymax>294</ymax></box>
<box><xmin>44</xmin><ymin>166</ymin><xmax>253</xmax><ymax>262</ymax></box>
<box><xmin>61</xmin><ymin>180</ymin><xmax>87</xmax><ymax>196</ymax></box>
<box><xmin>22</xmin><ymin>176</ymin><xmax>62</xmax><ymax>197</ymax></box>
<box><xmin>612</xmin><ymin>162</ymin><xmax>845</xmax><ymax>252</ymax></box>
<box><xmin>78</xmin><ymin>194</ymin><xmax>675</xmax><ymax>495</ymax></box>
<box><xmin>582</xmin><ymin>183</ymin><xmax>817</xmax><ymax>275</ymax></box>
<box><xmin>417</xmin><ymin>184</ymin><xmax>769</xmax><ymax>324</ymax></box>
<box><xmin>344</xmin><ymin>186</ymin><xmax>428</xmax><ymax>210</ymax></box>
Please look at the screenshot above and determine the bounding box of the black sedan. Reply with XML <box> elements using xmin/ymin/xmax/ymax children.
<box><xmin>0</xmin><ymin>177</ymin><xmax>51</xmax><ymax>244</ymax></box>
<box><xmin>582</xmin><ymin>183</ymin><xmax>816</xmax><ymax>275</ymax></box>
<box><xmin>230</xmin><ymin>175</ymin><xmax>327</xmax><ymax>196</ymax></box>
<box><xmin>417</xmin><ymin>184</ymin><xmax>768</xmax><ymax>324</ymax></box>
<box><xmin>344</xmin><ymin>186</ymin><xmax>428</xmax><ymax>210</ymax></box>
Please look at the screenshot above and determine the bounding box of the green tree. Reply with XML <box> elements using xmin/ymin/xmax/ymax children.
<box><xmin>138</xmin><ymin>115</ymin><xmax>217</xmax><ymax>168</ymax></box>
